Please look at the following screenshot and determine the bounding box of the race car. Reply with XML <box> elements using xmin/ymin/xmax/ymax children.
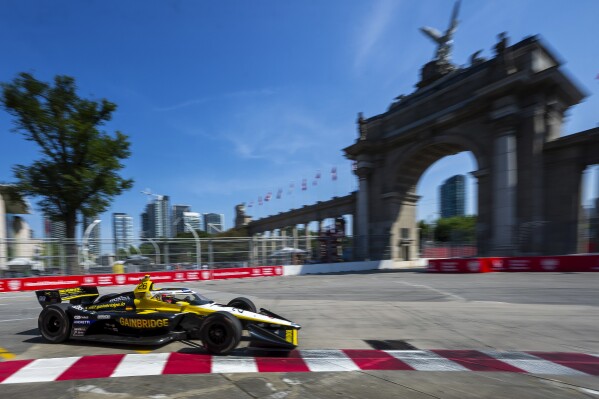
<box><xmin>35</xmin><ymin>275</ymin><xmax>300</xmax><ymax>355</ymax></box>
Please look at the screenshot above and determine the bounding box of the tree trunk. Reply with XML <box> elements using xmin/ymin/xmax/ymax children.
<box><xmin>65</xmin><ymin>212</ymin><xmax>81</xmax><ymax>275</ymax></box>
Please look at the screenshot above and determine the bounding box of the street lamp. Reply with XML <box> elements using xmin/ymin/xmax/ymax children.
<box><xmin>173</xmin><ymin>218</ymin><xmax>202</xmax><ymax>269</ymax></box>
<box><xmin>145</xmin><ymin>238</ymin><xmax>161</xmax><ymax>265</ymax></box>
<box><xmin>82</xmin><ymin>219</ymin><xmax>101</xmax><ymax>266</ymax></box>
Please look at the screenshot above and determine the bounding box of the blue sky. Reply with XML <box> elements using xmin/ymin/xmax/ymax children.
<box><xmin>1</xmin><ymin>0</ymin><xmax>598</xmax><ymax>239</ymax></box>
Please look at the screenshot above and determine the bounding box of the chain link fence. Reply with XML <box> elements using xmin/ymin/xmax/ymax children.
<box><xmin>0</xmin><ymin>236</ymin><xmax>360</xmax><ymax>278</ymax></box>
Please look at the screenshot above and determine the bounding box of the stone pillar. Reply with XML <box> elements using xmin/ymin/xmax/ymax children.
<box><xmin>281</xmin><ymin>227</ymin><xmax>288</xmax><ymax>248</ymax></box>
<box><xmin>250</xmin><ymin>234</ymin><xmax>257</xmax><ymax>266</ymax></box>
<box><xmin>470</xmin><ymin>168</ymin><xmax>491</xmax><ymax>256</ymax></box>
<box><xmin>492</xmin><ymin>130</ymin><xmax>517</xmax><ymax>254</ymax></box>
<box><xmin>271</xmin><ymin>230</ymin><xmax>278</xmax><ymax>254</ymax></box>
<box><xmin>292</xmin><ymin>225</ymin><xmax>298</xmax><ymax>249</ymax></box>
<box><xmin>355</xmin><ymin>162</ymin><xmax>373</xmax><ymax>260</ymax></box>
<box><xmin>304</xmin><ymin>222</ymin><xmax>312</xmax><ymax>258</ymax></box>
<box><xmin>388</xmin><ymin>192</ymin><xmax>420</xmax><ymax>261</ymax></box>
<box><xmin>261</xmin><ymin>233</ymin><xmax>268</xmax><ymax>265</ymax></box>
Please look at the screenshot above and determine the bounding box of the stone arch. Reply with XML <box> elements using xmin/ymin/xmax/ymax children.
<box><xmin>391</xmin><ymin>133</ymin><xmax>487</xmax><ymax>194</ymax></box>
<box><xmin>383</xmin><ymin>133</ymin><xmax>486</xmax><ymax>260</ymax></box>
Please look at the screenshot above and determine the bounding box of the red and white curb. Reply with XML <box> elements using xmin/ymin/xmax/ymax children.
<box><xmin>1</xmin><ymin>350</ymin><xmax>598</xmax><ymax>384</ymax></box>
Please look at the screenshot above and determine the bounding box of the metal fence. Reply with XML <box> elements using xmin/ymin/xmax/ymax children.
<box><xmin>15</xmin><ymin>234</ymin><xmax>594</xmax><ymax>277</ymax></box>
<box><xmin>0</xmin><ymin>235</ymin><xmax>359</xmax><ymax>277</ymax></box>
<box><xmin>419</xmin><ymin>241</ymin><xmax>478</xmax><ymax>258</ymax></box>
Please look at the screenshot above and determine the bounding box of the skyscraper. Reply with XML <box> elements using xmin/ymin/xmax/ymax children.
<box><xmin>172</xmin><ymin>205</ymin><xmax>191</xmax><ymax>236</ymax></box>
<box><xmin>113</xmin><ymin>213</ymin><xmax>133</xmax><ymax>254</ymax></box>
<box><xmin>204</xmin><ymin>213</ymin><xmax>224</xmax><ymax>234</ymax></box>
<box><xmin>183</xmin><ymin>212</ymin><xmax>201</xmax><ymax>233</ymax></box>
<box><xmin>140</xmin><ymin>195</ymin><xmax>171</xmax><ymax>238</ymax></box>
<box><xmin>440</xmin><ymin>175</ymin><xmax>466</xmax><ymax>218</ymax></box>
<box><xmin>44</xmin><ymin>217</ymin><xmax>66</xmax><ymax>240</ymax></box>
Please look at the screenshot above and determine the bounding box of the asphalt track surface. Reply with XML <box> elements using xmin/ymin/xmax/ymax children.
<box><xmin>1</xmin><ymin>270</ymin><xmax>598</xmax><ymax>398</ymax></box>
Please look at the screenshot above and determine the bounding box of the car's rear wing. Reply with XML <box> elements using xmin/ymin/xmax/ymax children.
<box><xmin>35</xmin><ymin>286</ymin><xmax>100</xmax><ymax>308</ymax></box>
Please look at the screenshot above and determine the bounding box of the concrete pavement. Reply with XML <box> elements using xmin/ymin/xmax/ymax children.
<box><xmin>0</xmin><ymin>271</ymin><xmax>598</xmax><ymax>397</ymax></box>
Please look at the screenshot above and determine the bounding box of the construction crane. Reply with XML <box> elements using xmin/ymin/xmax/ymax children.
<box><xmin>141</xmin><ymin>189</ymin><xmax>164</xmax><ymax>202</ymax></box>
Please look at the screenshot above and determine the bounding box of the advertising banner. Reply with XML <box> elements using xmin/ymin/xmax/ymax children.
<box><xmin>0</xmin><ymin>266</ymin><xmax>284</xmax><ymax>293</ymax></box>
<box><xmin>428</xmin><ymin>255</ymin><xmax>599</xmax><ymax>273</ymax></box>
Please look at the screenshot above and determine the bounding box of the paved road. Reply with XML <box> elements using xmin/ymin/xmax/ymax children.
<box><xmin>1</xmin><ymin>271</ymin><xmax>598</xmax><ymax>397</ymax></box>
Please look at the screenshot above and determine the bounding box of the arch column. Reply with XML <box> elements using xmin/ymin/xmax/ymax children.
<box><xmin>388</xmin><ymin>192</ymin><xmax>420</xmax><ymax>261</ymax></box>
<box><xmin>355</xmin><ymin>162</ymin><xmax>373</xmax><ymax>260</ymax></box>
<box><xmin>292</xmin><ymin>225</ymin><xmax>298</xmax><ymax>249</ymax></box>
<box><xmin>304</xmin><ymin>222</ymin><xmax>312</xmax><ymax>258</ymax></box>
<box><xmin>492</xmin><ymin>129</ymin><xmax>517</xmax><ymax>254</ymax></box>
<box><xmin>471</xmin><ymin>168</ymin><xmax>491</xmax><ymax>256</ymax></box>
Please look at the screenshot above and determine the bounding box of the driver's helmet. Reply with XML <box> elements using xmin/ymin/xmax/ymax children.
<box><xmin>161</xmin><ymin>294</ymin><xmax>174</xmax><ymax>303</ymax></box>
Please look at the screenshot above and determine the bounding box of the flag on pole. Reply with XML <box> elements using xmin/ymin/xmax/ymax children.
<box><xmin>331</xmin><ymin>166</ymin><xmax>337</xmax><ymax>181</ymax></box>
<box><xmin>265</xmin><ymin>192</ymin><xmax>272</xmax><ymax>202</ymax></box>
<box><xmin>288</xmin><ymin>182</ymin><xmax>294</xmax><ymax>195</ymax></box>
<box><xmin>302</xmin><ymin>179</ymin><xmax>307</xmax><ymax>191</ymax></box>
<box><xmin>258</xmin><ymin>196</ymin><xmax>263</xmax><ymax>206</ymax></box>
<box><xmin>276</xmin><ymin>188</ymin><xmax>282</xmax><ymax>199</ymax></box>
<box><xmin>248</xmin><ymin>201</ymin><xmax>253</xmax><ymax>208</ymax></box>
<box><xmin>315</xmin><ymin>170</ymin><xmax>321</xmax><ymax>179</ymax></box>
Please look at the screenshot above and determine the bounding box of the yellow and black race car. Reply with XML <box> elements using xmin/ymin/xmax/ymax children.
<box><xmin>35</xmin><ymin>275</ymin><xmax>300</xmax><ymax>355</ymax></box>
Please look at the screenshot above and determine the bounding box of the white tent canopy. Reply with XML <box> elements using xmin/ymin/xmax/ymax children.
<box><xmin>270</xmin><ymin>247</ymin><xmax>307</xmax><ymax>257</ymax></box>
<box><xmin>4</xmin><ymin>257</ymin><xmax>44</xmax><ymax>271</ymax></box>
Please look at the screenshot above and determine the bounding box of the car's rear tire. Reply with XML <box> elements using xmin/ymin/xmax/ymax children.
<box><xmin>38</xmin><ymin>305</ymin><xmax>71</xmax><ymax>343</ymax></box>
<box><xmin>227</xmin><ymin>297</ymin><xmax>257</xmax><ymax>313</ymax></box>
<box><xmin>200</xmin><ymin>311</ymin><xmax>242</xmax><ymax>355</ymax></box>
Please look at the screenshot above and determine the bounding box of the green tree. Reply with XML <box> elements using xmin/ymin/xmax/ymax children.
<box><xmin>434</xmin><ymin>215</ymin><xmax>477</xmax><ymax>242</ymax></box>
<box><xmin>1</xmin><ymin>73</ymin><xmax>134</xmax><ymax>274</ymax></box>
<box><xmin>418</xmin><ymin>220</ymin><xmax>433</xmax><ymax>242</ymax></box>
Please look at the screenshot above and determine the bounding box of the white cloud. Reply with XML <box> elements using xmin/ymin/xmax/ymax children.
<box><xmin>353</xmin><ymin>0</ymin><xmax>401</xmax><ymax>73</ymax></box>
<box><xmin>155</xmin><ymin>88</ymin><xmax>277</xmax><ymax>112</ymax></box>
<box><xmin>220</xmin><ymin>101</ymin><xmax>345</xmax><ymax>164</ymax></box>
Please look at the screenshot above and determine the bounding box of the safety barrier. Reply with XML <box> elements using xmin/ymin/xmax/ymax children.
<box><xmin>0</xmin><ymin>266</ymin><xmax>283</xmax><ymax>292</ymax></box>
<box><xmin>427</xmin><ymin>254</ymin><xmax>599</xmax><ymax>273</ymax></box>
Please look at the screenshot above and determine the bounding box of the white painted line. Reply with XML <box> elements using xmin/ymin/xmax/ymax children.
<box><xmin>0</xmin><ymin>317</ymin><xmax>38</xmax><ymax>323</ymax></box>
<box><xmin>392</xmin><ymin>281</ymin><xmax>466</xmax><ymax>302</ymax></box>
<box><xmin>386</xmin><ymin>350</ymin><xmax>469</xmax><ymax>371</ymax></box>
<box><xmin>483</xmin><ymin>351</ymin><xmax>585</xmax><ymax>375</ymax></box>
<box><xmin>2</xmin><ymin>357</ymin><xmax>80</xmax><ymax>384</ymax></box>
<box><xmin>0</xmin><ymin>295</ymin><xmax>35</xmax><ymax>299</ymax></box>
<box><xmin>211</xmin><ymin>357</ymin><xmax>258</xmax><ymax>373</ymax></box>
<box><xmin>111</xmin><ymin>353</ymin><xmax>170</xmax><ymax>377</ymax></box>
<box><xmin>300</xmin><ymin>350</ymin><xmax>360</xmax><ymax>372</ymax></box>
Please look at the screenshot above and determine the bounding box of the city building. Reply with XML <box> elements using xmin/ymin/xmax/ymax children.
<box><xmin>172</xmin><ymin>205</ymin><xmax>191</xmax><ymax>236</ymax></box>
<box><xmin>439</xmin><ymin>175</ymin><xmax>466</xmax><ymax>218</ymax></box>
<box><xmin>112</xmin><ymin>213</ymin><xmax>134</xmax><ymax>254</ymax></box>
<box><xmin>140</xmin><ymin>211</ymin><xmax>149</xmax><ymax>239</ymax></box>
<box><xmin>183</xmin><ymin>212</ymin><xmax>201</xmax><ymax>233</ymax></box>
<box><xmin>0</xmin><ymin>185</ymin><xmax>32</xmax><ymax>266</ymax></box>
<box><xmin>44</xmin><ymin>218</ymin><xmax>66</xmax><ymax>240</ymax></box>
<box><xmin>82</xmin><ymin>216</ymin><xmax>101</xmax><ymax>258</ymax></box>
<box><xmin>140</xmin><ymin>195</ymin><xmax>171</xmax><ymax>238</ymax></box>
<box><xmin>204</xmin><ymin>213</ymin><xmax>225</xmax><ymax>234</ymax></box>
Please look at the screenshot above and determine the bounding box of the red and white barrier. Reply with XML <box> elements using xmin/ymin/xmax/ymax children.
<box><xmin>0</xmin><ymin>266</ymin><xmax>283</xmax><ymax>293</ymax></box>
<box><xmin>428</xmin><ymin>255</ymin><xmax>599</xmax><ymax>273</ymax></box>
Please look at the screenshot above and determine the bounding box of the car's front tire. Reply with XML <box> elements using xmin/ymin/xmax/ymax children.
<box><xmin>227</xmin><ymin>297</ymin><xmax>257</xmax><ymax>313</ymax></box>
<box><xmin>38</xmin><ymin>305</ymin><xmax>71</xmax><ymax>343</ymax></box>
<box><xmin>199</xmin><ymin>311</ymin><xmax>242</xmax><ymax>355</ymax></box>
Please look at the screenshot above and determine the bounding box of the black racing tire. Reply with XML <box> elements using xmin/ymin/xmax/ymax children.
<box><xmin>199</xmin><ymin>311</ymin><xmax>242</xmax><ymax>355</ymax></box>
<box><xmin>38</xmin><ymin>305</ymin><xmax>71</xmax><ymax>343</ymax></box>
<box><xmin>227</xmin><ymin>297</ymin><xmax>257</xmax><ymax>313</ymax></box>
